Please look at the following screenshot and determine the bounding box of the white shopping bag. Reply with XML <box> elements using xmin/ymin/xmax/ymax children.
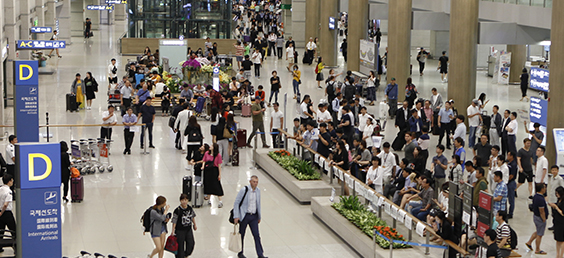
<box><xmin>228</xmin><ymin>225</ymin><xmax>242</xmax><ymax>253</ymax></box>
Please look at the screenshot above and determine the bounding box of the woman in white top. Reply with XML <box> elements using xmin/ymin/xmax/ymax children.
<box><xmin>362</xmin><ymin>118</ymin><xmax>375</xmax><ymax>148</ymax></box>
<box><xmin>366</xmin><ymin>71</ymin><xmax>377</xmax><ymax>106</ymax></box>
<box><xmin>366</xmin><ymin>156</ymin><xmax>384</xmax><ymax>194</ymax></box>
<box><xmin>237</xmin><ymin>87</ymin><xmax>251</xmax><ymax>106</ymax></box>
<box><xmin>286</xmin><ymin>42</ymin><xmax>295</xmax><ymax>71</ymax></box>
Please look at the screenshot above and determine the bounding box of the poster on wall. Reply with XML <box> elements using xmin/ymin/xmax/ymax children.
<box><xmin>497</xmin><ymin>53</ymin><xmax>511</xmax><ymax>85</ymax></box>
<box><xmin>359</xmin><ymin>39</ymin><xmax>377</xmax><ymax>70</ymax></box>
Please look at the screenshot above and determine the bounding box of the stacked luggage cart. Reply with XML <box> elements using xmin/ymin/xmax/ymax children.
<box><xmin>70</xmin><ymin>138</ymin><xmax>113</xmax><ymax>175</ymax></box>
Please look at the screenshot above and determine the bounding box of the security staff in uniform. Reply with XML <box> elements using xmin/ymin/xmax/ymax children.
<box><xmin>0</xmin><ymin>174</ymin><xmax>16</xmax><ymax>251</ymax></box>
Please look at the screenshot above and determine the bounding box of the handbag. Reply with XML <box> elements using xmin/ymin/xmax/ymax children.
<box><xmin>164</xmin><ymin>235</ymin><xmax>178</xmax><ymax>255</ymax></box>
<box><xmin>229</xmin><ymin>186</ymin><xmax>248</xmax><ymax>224</ymax></box>
<box><xmin>223</xmin><ymin>127</ymin><xmax>234</xmax><ymax>139</ymax></box>
<box><xmin>228</xmin><ymin>225</ymin><xmax>242</xmax><ymax>253</ymax></box>
<box><xmin>168</xmin><ymin>116</ymin><xmax>176</xmax><ymax>129</ymax></box>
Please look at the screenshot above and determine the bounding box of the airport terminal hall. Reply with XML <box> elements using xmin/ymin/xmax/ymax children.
<box><xmin>1</xmin><ymin>0</ymin><xmax>564</xmax><ymax>257</ymax></box>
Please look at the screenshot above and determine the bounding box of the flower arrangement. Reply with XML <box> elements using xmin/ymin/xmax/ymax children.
<box><xmin>332</xmin><ymin>196</ymin><xmax>410</xmax><ymax>249</ymax></box>
<box><xmin>268</xmin><ymin>150</ymin><xmax>321</xmax><ymax>180</ymax></box>
<box><xmin>181</xmin><ymin>59</ymin><xmax>201</xmax><ymax>71</ymax></box>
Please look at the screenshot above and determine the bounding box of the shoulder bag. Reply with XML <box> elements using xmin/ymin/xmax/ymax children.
<box><xmin>229</xmin><ymin>186</ymin><xmax>249</xmax><ymax>224</ymax></box>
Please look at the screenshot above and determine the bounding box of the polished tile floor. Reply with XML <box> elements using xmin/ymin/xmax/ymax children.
<box><xmin>0</xmin><ymin>21</ymin><xmax>554</xmax><ymax>258</ymax></box>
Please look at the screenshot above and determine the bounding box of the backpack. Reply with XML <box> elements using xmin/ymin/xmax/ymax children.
<box><xmin>141</xmin><ymin>207</ymin><xmax>153</xmax><ymax>232</ymax></box>
<box><xmin>71</xmin><ymin>167</ymin><xmax>80</xmax><ymax>178</ymax></box>
<box><xmin>344</xmin><ymin>84</ymin><xmax>355</xmax><ymax>101</ymax></box>
<box><xmin>509</xmin><ymin>226</ymin><xmax>518</xmax><ymax>250</ymax></box>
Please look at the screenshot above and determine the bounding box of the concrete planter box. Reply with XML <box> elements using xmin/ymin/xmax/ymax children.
<box><xmin>311</xmin><ymin>197</ymin><xmax>430</xmax><ymax>258</ymax></box>
<box><xmin>253</xmin><ymin>149</ymin><xmax>334</xmax><ymax>204</ymax></box>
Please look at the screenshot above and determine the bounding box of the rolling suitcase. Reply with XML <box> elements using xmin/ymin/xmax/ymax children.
<box><xmin>237</xmin><ymin>129</ymin><xmax>247</xmax><ymax>148</ymax></box>
<box><xmin>71</xmin><ymin>177</ymin><xmax>84</xmax><ymax>203</ymax></box>
<box><xmin>195</xmin><ymin>97</ymin><xmax>206</xmax><ymax>114</ymax></box>
<box><xmin>182</xmin><ymin>176</ymin><xmax>192</xmax><ymax>201</ymax></box>
<box><xmin>192</xmin><ymin>181</ymin><xmax>204</xmax><ymax>208</ymax></box>
<box><xmin>241</xmin><ymin>104</ymin><xmax>251</xmax><ymax>117</ymax></box>
<box><xmin>66</xmin><ymin>93</ymin><xmax>78</xmax><ymax>112</ymax></box>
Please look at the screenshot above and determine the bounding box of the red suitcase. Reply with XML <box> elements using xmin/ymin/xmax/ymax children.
<box><xmin>71</xmin><ymin>177</ymin><xmax>84</xmax><ymax>203</ymax></box>
<box><xmin>237</xmin><ymin>129</ymin><xmax>247</xmax><ymax>148</ymax></box>
<box><xmin>241</xmin><ymin>104</ymin><xmax>252</xmax><ymax>117</ymax></box>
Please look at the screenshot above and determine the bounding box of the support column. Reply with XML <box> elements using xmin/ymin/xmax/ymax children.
<box><xmin>4</xmin><ymin>0</ymin><xmax>17</xmax><ymax>108</ymax></box>
<box><xmin>45</xmin><ymin>0</ymin><xmax>56</xmax><ymax>30</ymax></box>
<box><xmin>0</xmin><ymin>0</ymin><xmax>5</xmax><ymax>123</ymax></box>
<box><xmin>430</xmin><ymin>31</ymin><xmax>449</xmax><ymax>60</ymax></box>
<box><xmin>447</xmin><ymin>0</ymin><xmax>479</xmax><ymax>115</ymax></box>
<box><xmin>305</xmin><ymin>0</ymin><xmax>320</xmax><ymax>43</ymax></box>
<box><xmin>71</xmin><ymin>0</ymin><xmax>84</xmax><ymax>37</ymax></box>
<box><xmin>319</xmin><ymin>0</ymin><xmax>338</xmax><ymax>67</ymax></box>
<box><xmin>387</xmin><ymin>0</ymin><xmax>412</xmax><ymax>85</ymax></box>
<box><xmin>115</xmin><ymin>3</ymin><xmax>126</xmax><ymax>21</ymax></box>
<box><xmin>507</xmin><ymin>45</ymin><xmax>527</xmax><ymax>83</ymax></box>
<box><xmin>546</xmin><ymin>1</ymin><xmax>564</xmax><ymax>163</ymax></box>
<box><xmin>20</xmin><ymin>0</ymin><xmax>33</xmax><ymax>59</ymax></box>
<box><xmin>36</xmin><ymin>0</ymin><xmax>46</xmax><ymax>40</ymax></box>
<box><xmin>58</xmin><ymin>0</ymin><xmax>72</xmax><ymax>44</ymax></box>
<box><xmin>347</xmin><ymin>0</ymin><xmax>368</xmax><ymax>71</ymax></box>
<box><xmin>291</xmin><ymin>0</ymin><xmax>306</xmax><ymax>47</ymax></box>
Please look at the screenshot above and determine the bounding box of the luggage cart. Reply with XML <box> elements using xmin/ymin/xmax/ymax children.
<box><xmin>108</xmin><ymin>90</ymin><xmax>121</xmax><ymax>110</ymax></box>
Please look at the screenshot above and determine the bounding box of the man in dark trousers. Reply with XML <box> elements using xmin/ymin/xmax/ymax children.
<box><xmin>138</xmin><ymin>97</ymin><xmax>156</xmax><ymax>149</ymax></box>
<box><xmin>172</xmin><ymin>100</ymin><xmax>187</xmax><ymax>150</ymax></box>
<box><xmin>395</xmin><ymin>101</ymin><xmax>412</xmax><ymax>133</ymax></box>
<box><xmin>0</xmin><ymin>174</ymin><xmax>15</xmax><ymax>248</ymax></box>
<box><xmin>233</xmin><ymin>176</ymin><xmax>268</xmax><ymax>258</ymax></box>
<box><xmin>500</xmin><ymin>109</ymin><xmax>511</xmax><ymax>156</ymax></box>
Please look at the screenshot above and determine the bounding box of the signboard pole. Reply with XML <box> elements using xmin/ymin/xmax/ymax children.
<box><xmin>15</xmin><ymin>143</ymin><xmax>62</xmax><ymax>257</ymax></box>
<box><xmin>13</xmin><ymin>61</ymin><xmax>39</xmax><ymax>142</ymax></box>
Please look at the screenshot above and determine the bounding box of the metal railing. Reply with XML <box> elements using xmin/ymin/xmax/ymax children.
<box><xmin>481</xmin><ymin>0</ymin><xmax>552</xmax><ymax>8</ymax></box>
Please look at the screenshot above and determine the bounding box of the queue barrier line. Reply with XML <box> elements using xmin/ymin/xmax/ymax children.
<box><xmin>373</xmin><ymin>230</ymin><xmax>447</xmax><ymax>250</ymax></box>
<box><xmin>276</xmin><ymin>128</ymin><xmax>469</xmax><ymax>257</ymax></box>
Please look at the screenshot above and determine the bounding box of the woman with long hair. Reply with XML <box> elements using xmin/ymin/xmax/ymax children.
<box><xmin>190</xmin><ymin>144</ymin><xmax>209</xmax><ymax>182</ymax></box>
<box><xmin>210</xmin><ymin>106</ymin><xmax>220</xmax><ymax>143</ymax></box>
<box><xmin>405</xmin><ymin>77</ymin><xmax>417</xmax><ymax>109</ymax></box>
<box><xmin>291</xmin><ymin>64</ymin><xmax>301</xmax><ymax>100</ymax></box>
<box><xmin>185</xmin><ymin>115</ymin><xmax>203</xmax><ymax>163</ymax></box>
<box><xmin>201</xmin><ymin>143</ymin><xmax>224</xmax><ymax>208</ymax></box>
<box><xmin>366</xmin><ymin>156</ymin><xmax>383</xmax><ymax>193</ymax></box>
<box><xmin>83</xmin><ymin>71</ymin><xmax>98</xmax><ymax>110</ymax></box>
<box><xmin>148</xmin><ymin>196</ymin><xmax>170</xmax><ymax>258</ymax></box>
<box><xmin>330</xmin><ymin>140</ymin><xmax>350</xmax><ymax>171</ymax></box>
<box><xmin>477</xmin><ymin>93</ymin><xmax>489</xmax><ymax>110</ymax></box>
<box><xmin>214</xmin><ymin>117</ymin><xmax>231</xmax><ymax>166</ymax></box>
<box><xmin>366</xmin><ymin>71</ymin><xmax>377</xmax><ymax>105</ymax></box>
<box><xmin>520</xmin><ymin>68</ymin><xmax>530</xmax><ymax>101</ymax></box>
<box><xmin>60</xmin><ymin>141</ymin><xmax>71</xmax><ymax>203</ymax></box>
<box><xmin>316</xmin><ymin>56</ymin><xmax>325</xmax><ymax>88</ymax></box>
<box><xmin>552</xmin><ymin>186</ymin><xmax>564</xmax><ymax>258</ymax></box>
<box><xmin>412</xmin><ymin>147</ymin><xmax>425</xmax><ymax>174</ymax></box>
<box><xmin>226</xmin><ymin>113</ymin><xmax>238</xmax><ymax>162</ymax></box>
<box><xmin>450</xmin><ymin>154</ymin><xmax>463</xmax><ymax>183</ymax></box>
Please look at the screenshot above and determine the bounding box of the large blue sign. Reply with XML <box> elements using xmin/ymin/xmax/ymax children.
<box><xmin>30</xmin><ymin>27</ymin><xmax>53</xmax><ymax>33</ymax></box>
<box><xmin>530</xmin><ymin>96</ymin><xmax>548</xmax><ymax>126</ymax></box>
<box><xmin>17</xmin><ymin>144</ymin><xmax>62</xmax><ymax>189</ymax></box>
<box><xmin>16</xmin><ymin>40</ymin><xmax>66</xmax><ymax>50</ymax></box>
<box><xmin>329</xmin><ymin>17</ymin><xmax>336</xmax><ymax>30</ymax></box>
<box><xmin>529</xmin><ymin>67</ymin><xmax>549</xmax><ymax>92</ymax></box>
<box><xmin>87</xmin><ymin>5</ymin><xmax>114</xmax><ymax>10</ymax></box>
<box><xmin>14</xmin><ymin>61</ymin><xmax>39</xmax><ymax>143</ymax></box>
<box><xmin>16</xmin><ymin>143</ymin><xmax>61</xmax><ymax>258</ymax></box>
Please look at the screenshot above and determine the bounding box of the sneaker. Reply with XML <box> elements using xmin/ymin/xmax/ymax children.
<box><xmin>149</xmin><ymin>145</ymin><xmax>155</xmax><ymax>148</ymax></box>
<box><xmin>529</xmin><ymin>196</ymin><xmax>534</xmax><ymax>200</ymax></box>
<box><xmin>262</xmin><ymin>145</ymin><xmax>270</xmax><ymax>148</ymax></box>
<box><xmin>218</xmin><ymin>201</ymin><xmax>223</xmax><ymax>208</ymax></box>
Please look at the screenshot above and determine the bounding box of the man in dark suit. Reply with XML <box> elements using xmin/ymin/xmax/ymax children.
<box><xmin>412</xmin><ymin>101</ymin><xmax>427</xmax><ymax>127</ymax></box>
<box><xmin>500</xmin><ymin>109</ymin><xmax>511</xmax><ymax>156</ymax></box>
<box><xmin>395</xmin><ymin>101</ymin><xmax>412</xmax><ymax>132</ymax></box>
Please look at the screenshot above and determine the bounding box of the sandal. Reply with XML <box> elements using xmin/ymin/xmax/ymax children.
<box><xmin>525</xmin><ymin>243</ymin><xmax>533</xmax><ymax>251</ymax></box>
<box><xmin>535</xmin><ymin>250</ymin><xmax>547</xmax><ymax>255</ymax></box>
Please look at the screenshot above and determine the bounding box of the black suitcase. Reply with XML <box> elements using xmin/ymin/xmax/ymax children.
<box><xmin>183</xmin><ymin>176</ymin><xmax>192</xmax><ymax>201</ymax></box>
<box><xmin>432</xmin><ymin>113</ymin><xmax>440</xmax><ymax>135</ymax></box>
<box><xmin>66</xmin><ymin>93</ymin><xmax>78</xmax><ymax>112</ymax></box>
<box><xmin>392</xmin><ymin>131</ymin><xmax>406</xmax><ymax>151</ymax></box>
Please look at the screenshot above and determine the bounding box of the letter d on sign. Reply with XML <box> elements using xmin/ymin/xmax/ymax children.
<box><xmin>28</xmin><ymin>153</ymin><xmax>52</xmax><ymax>181</ymax></box>
<box><xmin>19</xmin><ymin>64</ymin><xmax>33</xmax><ymax>81</ymax></box>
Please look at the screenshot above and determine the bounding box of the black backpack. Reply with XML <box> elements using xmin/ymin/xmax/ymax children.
<box><xmin>509</xmin><ymin>225</ymin><xmax>518</xmax><ymax>250</ymax></box>
<box><xmin>344</xmin><ymin>84</ymin><xmax>355</xmax><ymax>101</ymax></box>
<box><xmin>141</xmin><ymin>207</ymin><xmax>153</xmax><ymax>232</ymax></box>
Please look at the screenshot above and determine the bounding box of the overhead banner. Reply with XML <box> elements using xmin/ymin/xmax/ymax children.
<box><xmin>529</xmin><ymin>67</ymin><xmax>549</xmax><ymax>92</ymax></box>
<box><xmin>87</xmin><ymin>5</ymin><xmax>114</xmax><ymax>10</ymax></box>
<box><xmin>14</xmin><ymin>60</ymin><xmax>39</xmax><ymax>142</ymax></box>
<box><xmin>17</xmin><ymin>40</ymin><xmax>66</xmax><ymax>50</ymax></box>
<box><xmin>30</xmin><ymin>27</ymin><xmax>53</xmax><ymax>33</ymax></box>
<box><xmin>16</xmin><ymin>143</ymin><xmax>62</xmax><ymax>258</ymax></box>
<box><xmin>530</xmin><ymin>96</ymin><xmax>548</xmax><ymax>126</ymax></box>
<box><xmin>497</xmin><ymin>53</ymin><xmax>511</xmax><ymax>85</ymax></box>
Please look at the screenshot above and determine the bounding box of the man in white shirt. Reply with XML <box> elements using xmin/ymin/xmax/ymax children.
<box><xmin>505</xmin><ymin>112</ymin><xmax>518</xmax><ymax>155</ymax></box>
<box><xmin>302</xmin><ymin>121</ymin><xmax>320</xmax><ymax>152</ymax></box>
<box><xmin>497</xmin><ymin>155</ymin><xmax>509</xmax><ymax>184</ymax></box>
<box><xmin>535</xmin><ymin>146</ymin><xmax>549</xmax><ymax>184</ymax></box>
<box><xmin>451</xmin><ymin>115</ymin><xmax>467</xmax><ymax>141</ymax></box>
<box><xmin>430</xmin><ymin>88</ymin><xmax>443</xmax><ymax>112</ymax></box>
<box><xmin>108</xmin><ymin>58</ymin><xmax>118</xmax><ymax>90</ymax></box>
<box><xmin>316</xmin><ymin>104</ymin><xmax>332</xmax><ymax>125</ymax></box>
<box><xmin>101</xmin><ymin>106</ymin><xmax>118</xmax><ymax>141</ymax></box>
<box><xmin>489</xmin><ymin>146</ymin><xmax>500</xmax><ymax>193</ymax></box>
<box><xmin>4</xmin><ymin>136</ymin><xmax>16</xmax><ymax>179</ymax></box>
<box><xmin>47</xmin><ymin>30</ymin><xmax>62</xmax><ymax>58</ymax></box>
<box><xmin>466</xmin><ymin>99</ymin><xmax>482</xmax><ymax>148</ymax></box>
<box><xmin>305</xmin><ymin>37</ymin><xmax>317</xmax><ymax>65</ymax></box>
<box><xmin>270</xmin><ymin>103</ymin><xmax>284</xmax><ymax>148</ymax></box>
<box><xmin>358</xmin><ymin>106</ymin><xmax>372</xmax><ymax>133</ymax></box>
<box><xmin>377</xmin><ymin>143</ymin><xmax>397</xmax><ymax>196</ymax></box>
<box><xmin>0</xmin><ymin>174</ymin><xmax>16</xmax><ymax>246</ymax></box>
<box><xmin>251</xmin><ymin>48</ymin><xmax>263</xmax><ymax>78</ymax></box>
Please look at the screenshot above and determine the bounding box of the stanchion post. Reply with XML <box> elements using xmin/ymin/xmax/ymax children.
<box><xmin>389</xmin><ymin>235</ymin><xmax>394</xmax><ymax>258</ymax></box>
<box><xmin>408</xmin><ymin>223</ymin><xmax>412</xmax><ymax>241</ymax></box>
<box><xmin>425</xmin><ymin>232</ymin><xmax>430</xmax><ymax>255</ymax></box>
<box><xmin>340</xmin><ymin>173</ymin><xmax>345</xmax><ymax>196</ymax></box>
<box><xmin>249</xmin><ymin>133</ymin><xmax>258</xmax><ymax>170</ymax></box>
<box><xmin>142</xmin><ymin>125</ymin><xmax>149</xmax><ymax>155</ymax></box>
<box><xmin>46</xmin><ymin>112</ymin><xmax>50</xmax><ymax>142</ymax></box>
<box><xmin>284</xmin><ymin>129</ymin><xmax>288</xmax><ymax>151</ymax></box>
<box><xmin>373</xmin><ymin>229</ymin><xmax>377</xmax><ymax>258</ymax></box>
<box><xmin>393</xmin><ymin>217</ymin><xmax>396</xmax><ymax>229</ymax></box>
<box><xmin>329</xmin><ymin>166</ymin><xmax>333</xmax><ymax>184</ymax></box>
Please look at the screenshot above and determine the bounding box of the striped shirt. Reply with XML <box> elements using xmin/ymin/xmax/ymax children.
<box><xmin>235</xmin><ymin>45</ymin><xmax>245</xmax><ymax>57</ymax></box>
<box><xmin>496</xmin><ymin>222</ymin><xmax>511</xmax><ymax>250</ymax></box>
